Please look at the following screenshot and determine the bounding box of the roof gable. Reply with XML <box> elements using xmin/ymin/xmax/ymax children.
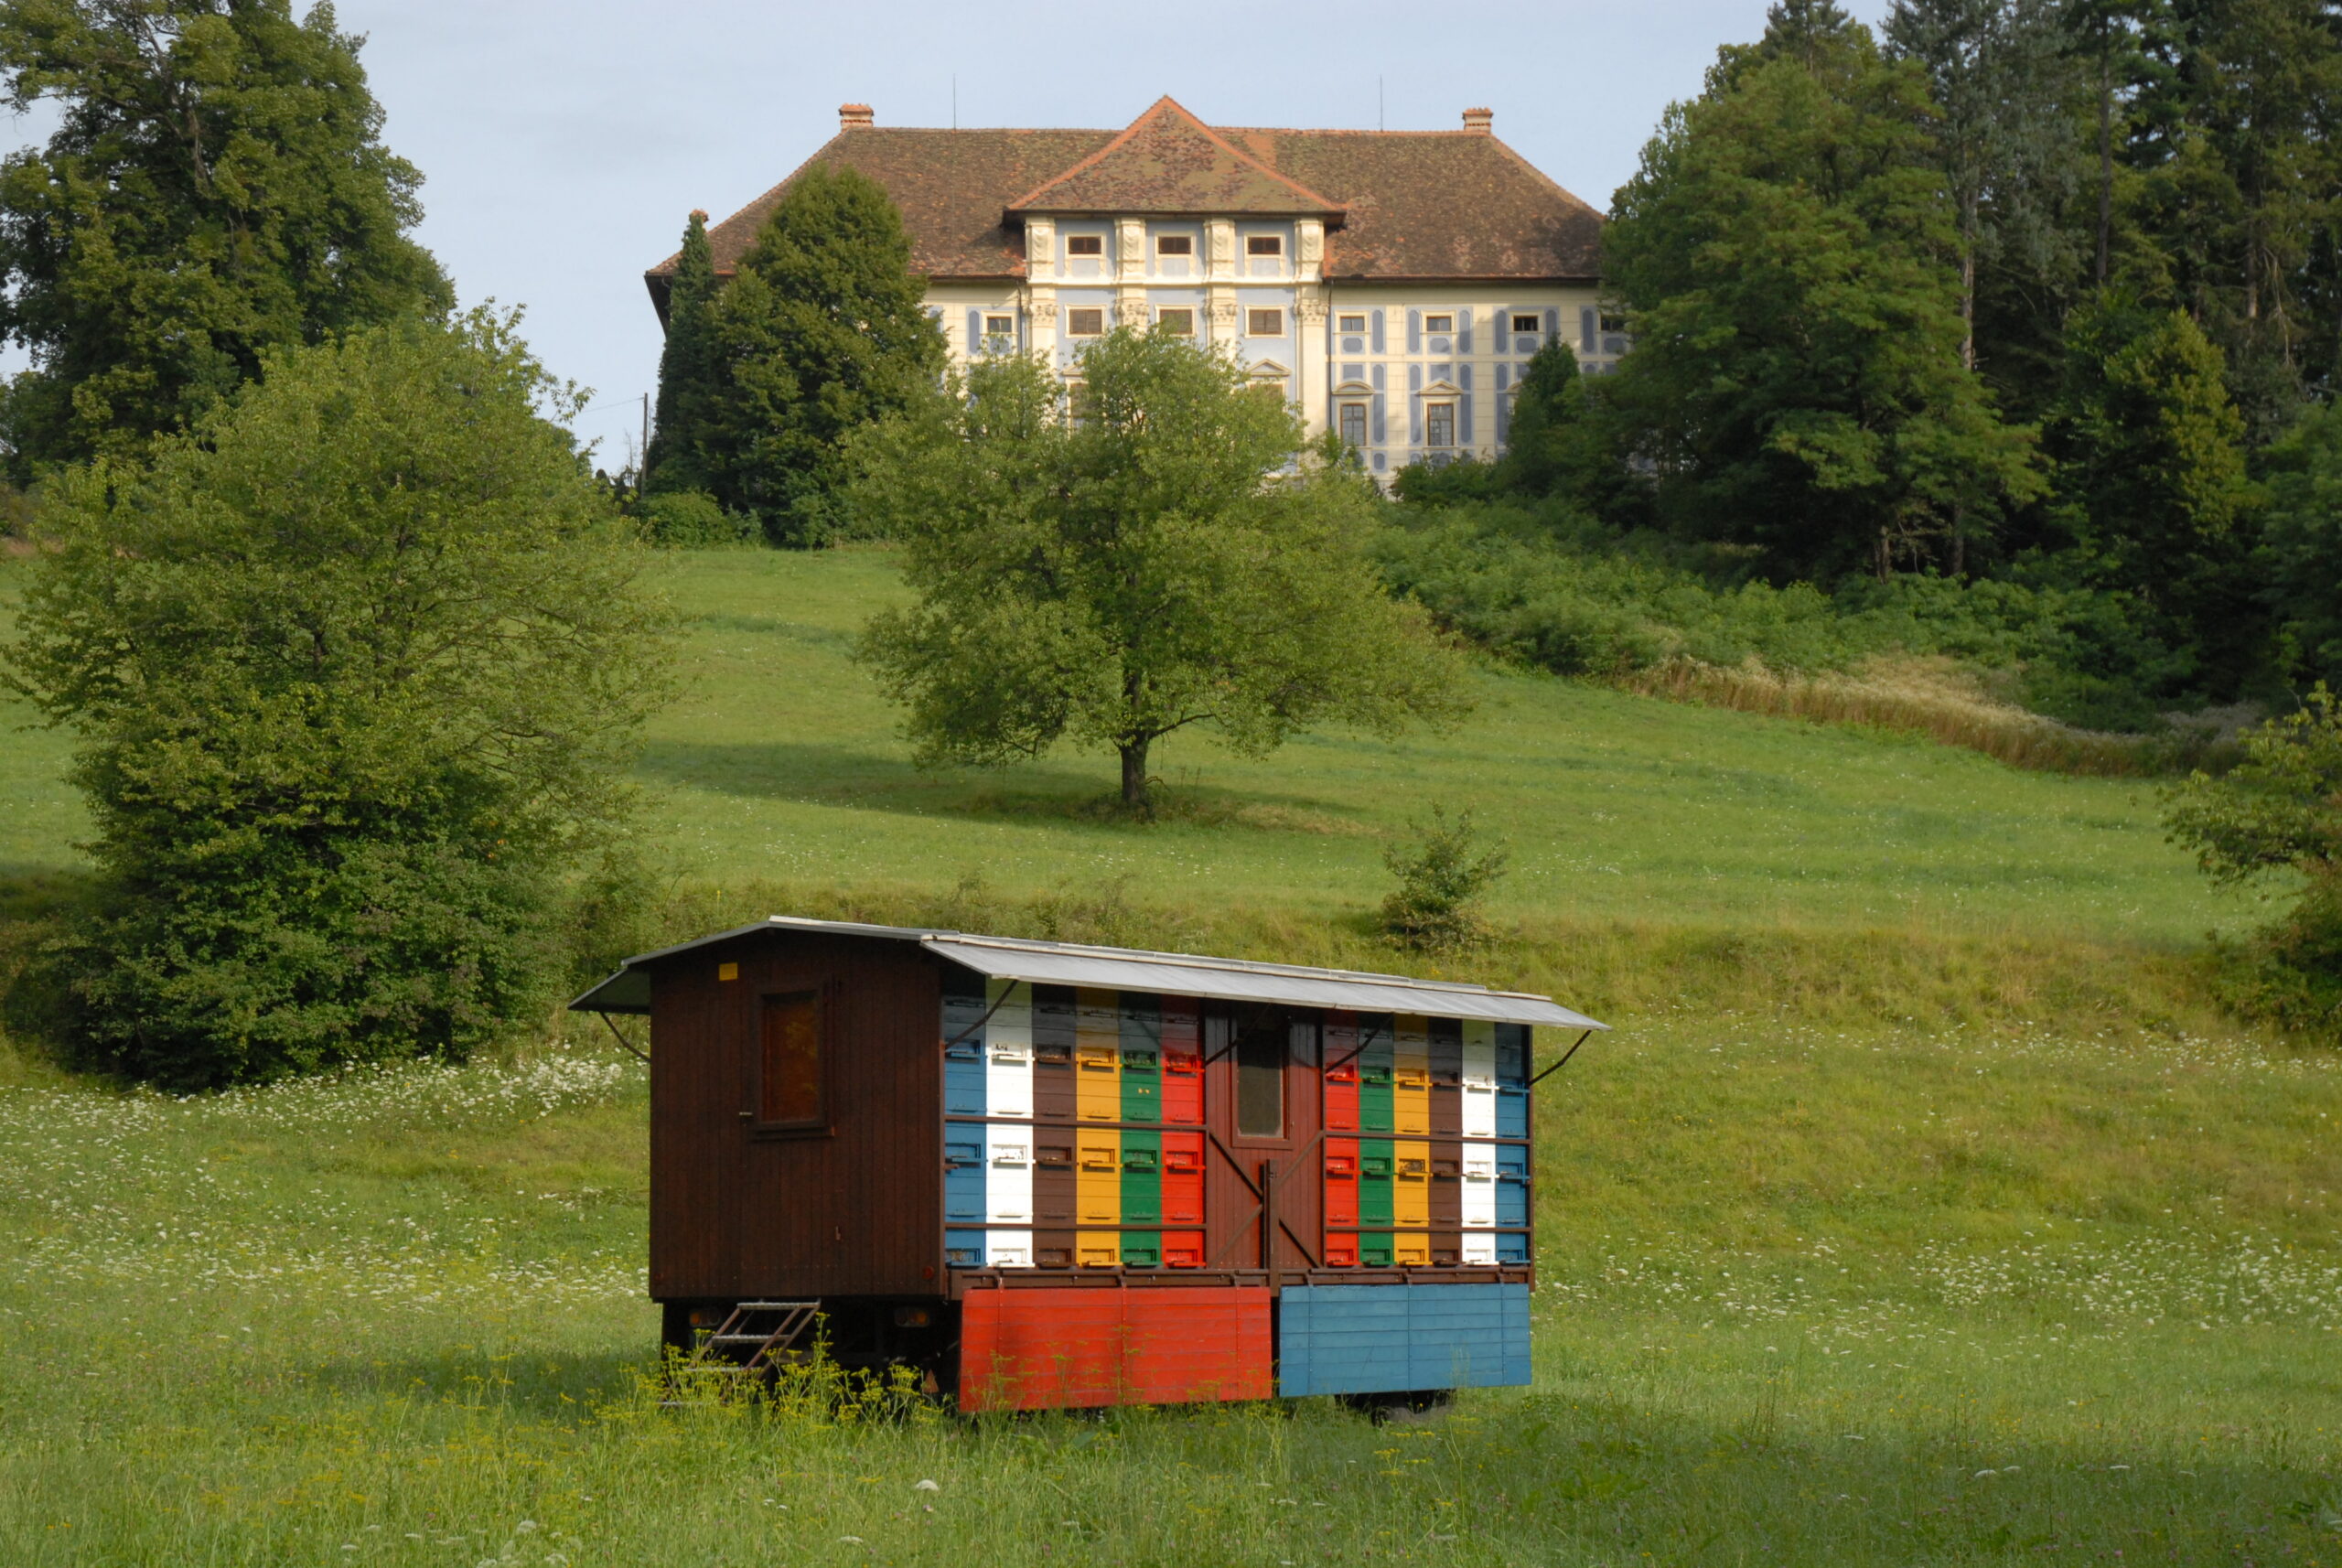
<box><xmin>1007</xmin><ymin>96</ymin><xmax>1342</xmax><ymax>218</ymax></box>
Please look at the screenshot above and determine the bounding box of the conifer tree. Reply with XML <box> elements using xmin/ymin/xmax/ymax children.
<box><xmin>643</xmin><ymin>209</ymin><xmax>717</xmax><ymax>497</ymax></box>
<box><xmin>697</xmin><ymin>165</ymin><xmax>943</xmax><ymax>545</ymax></box>
<box><xmin>2042</xmin><ymin>297</ymin><xmax>2255</xmax><ymax>686</ymax></box>
<box><xmin>0</xmin><ymin>0</ymin><xmax>451</xmax><ymax>470</ymax></box>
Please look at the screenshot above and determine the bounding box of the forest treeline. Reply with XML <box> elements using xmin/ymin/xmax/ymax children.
<box><xmin>1394</xmin><ymin>0</ymin><xmax>2342</xmax><ymax>730</ymax></box>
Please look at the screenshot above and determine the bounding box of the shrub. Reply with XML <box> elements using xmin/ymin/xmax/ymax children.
<box><xmin>2165</xmin><ymin>687</ymin><xmax>2342</xmax><ymax>1037</ymax></box>
<box><xmin>639</xmin><ymin>489</ymin><xmax>756</xmax><ymax>548</ymax></box>
<box><xmin>3</xmin><ymin>313</ymin><xmax>673</xmax><ymax>1089</ymax></box>
<box><xmin>1380</xmin><ymin>807</ymin><xmax>1509</xmax><ymax>952</ymax></box>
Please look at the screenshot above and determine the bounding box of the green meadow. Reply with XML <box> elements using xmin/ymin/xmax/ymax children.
<box><xmin>2</xmin><ymin>548</ymin><xmax>2337</xmax><ymax>1566</ymax></box>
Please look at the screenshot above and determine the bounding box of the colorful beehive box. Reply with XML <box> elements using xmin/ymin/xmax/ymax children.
<box><xmin>572</xmin><ymin>916</ymin><xmax>1603</xmax><ymax>1411</ymax></box>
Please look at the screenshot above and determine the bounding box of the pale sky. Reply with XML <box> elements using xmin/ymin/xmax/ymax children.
<box><xmin>10</xmin><ymin>0</ymin><xmax>1893</xmax><ymax>468</ymax></box>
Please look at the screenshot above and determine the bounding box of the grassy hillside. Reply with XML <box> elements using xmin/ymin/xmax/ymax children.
<box><xmin>2</xmin><ymin>548</ymin><xmax>2254</xmax><ymax>945</ymax></box>
<box><xmin>2</xmin><ymin>546</ymin><xmax>2335</xmax><ymax>1565</ymax></box>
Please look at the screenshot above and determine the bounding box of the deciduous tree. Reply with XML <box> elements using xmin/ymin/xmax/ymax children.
<box><xmin>0</xmin><ymin>0</ymin><xmax>450</xmax><ymax>470</ymax></box>
<box><xmin>1599</xmin><ymin>4</ymin><xmax>2045</xmax><ymax>579</ymax></box>
<box><xmin>853</xmin><ymin>330</ymin><xmax>1466</xmax><ymax>812</ymax></box>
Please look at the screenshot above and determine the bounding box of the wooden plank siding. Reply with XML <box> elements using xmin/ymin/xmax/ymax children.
<box><xmin>649</xmin><ymin>929</ymin><xmax>943</xmax><ymax>1301</ymax></box>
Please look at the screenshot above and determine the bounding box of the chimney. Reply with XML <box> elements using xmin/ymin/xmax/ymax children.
<box><xmin>1462</xmin><ymin>106</ymin><xmax>1493</xmax><ymax>134</ymax></box>
<box><xmin>839</xmin><ymin>102</ymin><xmax>874</xmax><ymax>132</ymax></box>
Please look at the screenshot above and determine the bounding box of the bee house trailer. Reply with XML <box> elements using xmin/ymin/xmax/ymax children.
<box><xmin>570</xmin><ymin>917</ymin><xmax>1606</xmax><ymax>1410</ymax></box>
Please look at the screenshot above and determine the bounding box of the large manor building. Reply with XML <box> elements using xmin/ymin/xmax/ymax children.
<box><xmin>647</xmin><ymin>96</ymin><xmax>1616</xmax><ymax>476</ymax></box>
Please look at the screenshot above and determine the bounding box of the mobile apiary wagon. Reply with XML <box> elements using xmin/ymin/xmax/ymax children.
<box><xmin>570</xmin><ymin>917</ymin><xmax>1605</xmax><ymax>1411</ymax></box>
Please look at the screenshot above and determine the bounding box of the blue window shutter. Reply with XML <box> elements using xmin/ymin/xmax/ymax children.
<box><xmin>1577</xmin><ymin>306</ymin><xmax>1594</xmax><ymax>350</ymax></box>
<box><xmin>1370</xmin><ymin>309</ymin><xmax>1385</xmax><ymax>352</ymax></box>
<box><xmin>1372</xmin><ymin>363</ymin><xmax>1385</xmax><ymax>390</ymax></box>
<box><xmin>1461</xmin><ymin>394</ymin><xmax>1475</xmax><ymax>445</ymax></box>
<box><xmin>1495</xmin><ymin>363</ymin><xmax>1509</xmax><ymax>391</ymax></box>
<box><xmin>1407</xmin><ymin>309</ymin><xmax>1422</xmax><ymax>353</ymax></box>
<box><xmin>1371</xmin><ymin>394</ymin><xmax>1385</xmax><ymax>444</ymax></box>
<box><xmin>1492</xmin><ymin>304</ymin><xmax>1507</xmax><ymax>352</ymax></box>
<box><xmin>1458</xmin><ymin>307</ymin><xmax>1474</xmax><ymax>355</ymax></box>
<box><xmin>967</xmin><ymin>308</ymin><xmax>983</xmax><ymax>355</ymax></box>
<box><xmin>1407</xmin><ymin>365</ymin><xmax>1423</xmax><ymax>444</ymax></box>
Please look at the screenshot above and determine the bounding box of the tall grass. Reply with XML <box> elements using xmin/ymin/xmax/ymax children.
<box><xmin>2</xmin><ymin>964</ymin><xmax>2334</xmax><ymax>1566</ymax></box>
<box><xmin>1618</xmin><ymin>656</ymin><xmax>2242</xmax><ymax>778</ymax></box>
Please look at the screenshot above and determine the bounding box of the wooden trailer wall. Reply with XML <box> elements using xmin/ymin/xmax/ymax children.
<box><xmin>646</xmin><ymin>928</ymin><xmax>942</xmax><ymax>1302</ymax></box>
<box><xmin>584</xmin><ymin>918</ymin><xmax>1599</xmax><ymax>1412</ymax></box>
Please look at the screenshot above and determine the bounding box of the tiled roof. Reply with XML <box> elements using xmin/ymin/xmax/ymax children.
<box><xmin>1006</xmin><ymin>96</ymin><xmax>1342</xmax><ymax>217</ymax></box>
<box><xmin>646</xmin><ymin>102</ymin><xmax>1600</xmax><ymax>295</ymax></box>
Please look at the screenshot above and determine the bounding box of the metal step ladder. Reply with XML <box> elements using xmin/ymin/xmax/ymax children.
<box><xmin>695</xmin><ymin>1300</ymin><xmax>821</xmax><ymax>1375</ymax></box>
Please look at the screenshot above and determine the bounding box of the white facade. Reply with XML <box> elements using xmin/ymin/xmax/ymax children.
<box><xmin>930</xmin><ymin>219</ymin><xmax>1619</xmax><ymax>476</ymax></box>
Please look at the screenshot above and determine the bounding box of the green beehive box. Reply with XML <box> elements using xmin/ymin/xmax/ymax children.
<box><xmin>1359</xmin><ymin>1138</ymin><xmax>1394</xmax><ymax>1227</ymax></box>
<box><xmin>1119</xmin><ymin>995</ymin><xmax>1163</xmax><ymax>1122</ymax></box>
<box><xmin>1359</xmin><ymin>1231</ymin><xmax>1396</xmax><ymax>1268</ymax></box>
<box><xmin>1120</xmin><ymin>1232</ymin><xmax>1163</xmax><ymax>1269</ymax></box>
<box><xmin>1120</xmin><ymin>1129</ymin><xmax>1162</xmax><ymax>1225</ymax></box>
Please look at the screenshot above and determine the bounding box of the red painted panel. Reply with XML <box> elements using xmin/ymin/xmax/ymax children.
<box><xmin>1163</xmin><ymin>1230</ymin><xmax>1206</xmax><ymax>1268</ymax></box>
<box><xmin>1123</xmin><ymin>1289</ymin><xmax>1272</xmax><ymax>1403</ymax></box>
<box><xmin>1325</xmin><ymin>1137</ymin><xmax>1359</xmax><ymax>1230</ymax></box>
<box><xmin>1162</xmin><ymin>1000</ymin><xmax>1203</xmax><ymax>1124</ymax></box>
<box><xmin>958</xmin><ymin>1287</ymin><xmax>1270</xmax><ymax>1411</ymax></box>
<box><xmin>1163</xmin><ymin>1132</ymin><xmax>1205</xmax><ymax>1225</ymax></box>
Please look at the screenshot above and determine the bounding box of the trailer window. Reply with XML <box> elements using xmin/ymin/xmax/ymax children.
<box><xmin>759</xmin><ymin>991</ymin><xmax>822</xmax><ymax>1124</ymax></box>
<box><xmin>1235</xmin><ymin>1021</ymin><xmax>1284</xmax><ymax>1137</ymax></box>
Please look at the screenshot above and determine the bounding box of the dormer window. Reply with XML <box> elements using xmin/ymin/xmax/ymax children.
<box><xmin>1246</xmin><ymin>235</ymin><xmax>1283</xmax><ymax>256</ymax></box>
<box><xmin>1067</xmin><ymin>234</ymin><xmax>1103</xmax><ymax>255</ymax></box>
<box><xmin>1156</xmin><ymin>234</ymin><xmax>1193</xmax><ymax>256</ymax></box>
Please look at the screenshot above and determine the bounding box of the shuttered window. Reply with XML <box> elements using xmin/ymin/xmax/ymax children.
<box><xmin>1156</xmin><ymin>234</ymin><xmax>1194</xmax><ymax>255</ymax></box>
<box><xmin>759</xmin><ymin>992</ymin><xmax>822</xmax><ymax>1125</ymax></box>
<box><xmin>1067</xmin><ymin>234</ymin><xmax>1104</xmax><ymax>255</ymax></box>
<box><xmin>1067</xmin><ymin>307</ymin><xmax>1105</xmax><ymax>336</ymax></box>
<box><xmin>1246</xmin><ymin>235</ymin><xmax>1283</xmax><ymax>255</ymax></box>
<box><xmin>1155</xmin><ymin>307</ymin><xmax>1195</xmax><ymax>336</ymax></box>
<box><xmin>1247</xmin><ymin>308</ymin><xmax>1284</xmax><ymax>336</ymax></box>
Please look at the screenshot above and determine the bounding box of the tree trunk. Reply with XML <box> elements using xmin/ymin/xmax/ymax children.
<box><xmin>2097</xmin><ymin>34</ymin><xmax>2113</xmax><ymax>287</ymax></box>
<box><xmin>1119</xmin><ymin>736</ymin><xmax>1151</xmax><ymax>813</ymax></box>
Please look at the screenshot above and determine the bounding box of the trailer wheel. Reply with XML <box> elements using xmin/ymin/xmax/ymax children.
<box><xmin>1339</xmin><ymin>1389</ymin><xmax>1454</xmax><ymax>1423</ymax></box>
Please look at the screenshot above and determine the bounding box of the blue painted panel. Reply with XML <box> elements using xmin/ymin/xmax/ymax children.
<box><xmin>1496</xmin><ymin>1176</ymin><xmax>1528</xmax><ymax>1227</ymax></box>
<box><xmin>1457</xmin><ymin>307</ymin><xmax>1474</xmax><ymax>355</ymax></box>
<box><xmin>1578</xmin><ymin>306</ymin><xmax>1595</xmax><ymax>351</ymax></box>
<box><xmin>1407</xmin><ymin>308</ymin><xmax>1423</xmax><ymax>353</ymax></box>
<box><xmin>1279</xmin><ymin>1284</ymin><xmax>1531</xmax><ymax>1396</ymax></box>
<box><xmin>945</xmin><ymin>1053</ymin><xmax>987</xmax><ymax>1115</ymax></box>
<box><xmin>945</xmin><ymin>1165</ymin><xmax>986</xmax><ymax>1222</ymax></box>
<box><xmin>1496</xmin><ymin>1089</ymin><xmax>1528</xmax><ymax>1138</ymax></box>
<box><xmin>1497</xmin><ymin>1234</ymin><xmax>1530</xmax><ymax>1264</ymax></box>
<box><xmin>1370</xmin><ymin>309</ymin><xmax>1386</xmax><ymax>352</ymax></box>
<box><xmin>945</xmin><ymin>1230</ymin><xmax>985</xmax><ymax>1266</ymax></box>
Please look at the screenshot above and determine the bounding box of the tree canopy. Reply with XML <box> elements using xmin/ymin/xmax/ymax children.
<box><xmin>1599</xmin><ymin>4</ymin><xmax>2045</xmax><ymax>580</ymax></box>
<box><xmin>853</xmin><ymin>330</ymin><xmax>1466</xmax><ymax>811</ymax></box>
<box><xmin>673</xmin><ymin>164</ymin><xmax>944</xmax><ymax>545</ymax></box>
<box><xmin>5</xmin><ymin>312</ymin><xmax>672</xmax><ymax>1088</ymax></box>
<box><xmin>0</xmin><ymin>0</ymin><xmax>451</xmax><ymax>471</ymax></box>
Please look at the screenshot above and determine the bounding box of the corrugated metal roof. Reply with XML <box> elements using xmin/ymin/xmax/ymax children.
<box><xmin>566</xmin><ymin>915</ymin><xmax>1606</xmax><ymax>1031</ymax></box>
